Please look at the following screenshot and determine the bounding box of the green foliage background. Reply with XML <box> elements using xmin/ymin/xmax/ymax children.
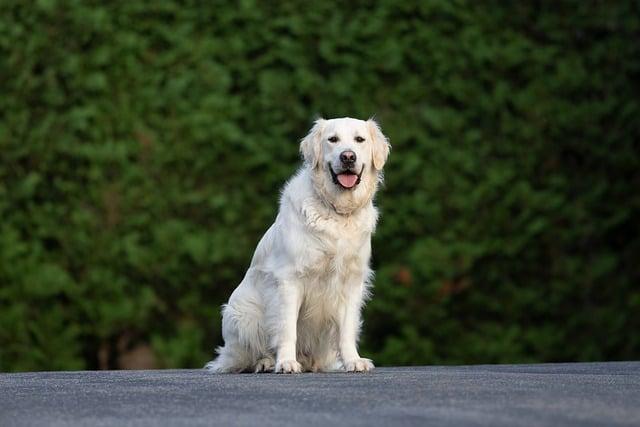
<box><xmin>1</xmin><ymin>0</ymin><xmax>639</xmax><ymax>371</ymax></box>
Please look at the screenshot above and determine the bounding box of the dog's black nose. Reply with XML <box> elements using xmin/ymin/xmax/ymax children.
<box><xmin>340</xmin><ymin>150</ymin><xmax>356</xmax><ymax>165</ymax></box>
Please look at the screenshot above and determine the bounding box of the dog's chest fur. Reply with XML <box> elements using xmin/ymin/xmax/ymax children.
<box><xmin>299</xmin><ymin>197</ymin><xmax>375</xmax><ymax>286</ymax></box>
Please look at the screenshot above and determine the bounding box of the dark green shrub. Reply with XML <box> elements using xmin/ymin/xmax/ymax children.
<box><xmin>1</xmin><ymin>0</ymin><xmax>638</xmax><ymax>371</ymax></box>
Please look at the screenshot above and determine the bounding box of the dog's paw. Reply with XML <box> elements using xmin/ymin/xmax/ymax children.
<box><xmin>254</xmin><ymin>357</ymin><xmax>275</xmax><ymax>373</ymax></box>
<box><xmin>344</xmin><ymin>358</ymin><xmax>374</xmax><ymax>373</ymax></box>
<box><xmin>275</xmin><ymin>359</ymin><xmax>302</xmax><ymax>374</ymax></box>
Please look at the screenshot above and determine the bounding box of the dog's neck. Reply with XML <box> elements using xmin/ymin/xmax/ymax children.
<box><xmin>310</xmin><ymin>166</ymin><xmax>380</xmax><ymax>216</ymax></box>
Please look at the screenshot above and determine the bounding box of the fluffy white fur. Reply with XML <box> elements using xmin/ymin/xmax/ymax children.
<box><xmin>205</xmin><ymin>117</ymin><xmax>390</xmax><ymax>373</ymax></box>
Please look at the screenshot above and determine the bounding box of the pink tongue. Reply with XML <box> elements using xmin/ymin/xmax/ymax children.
<box><xmin>337</xmin><ymin>173</ymin><xmax>358</xmax><ymax>188</ymax></box>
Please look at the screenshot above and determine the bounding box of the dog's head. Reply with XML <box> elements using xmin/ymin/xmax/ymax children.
<box><xmin>300</xmin><ymin>117</ymin><xmax>390</xmax><ymax>190</ymax></box>
<box><xmin>300</xmin><ymin>117</ymin><xmax>390</xmax><ymax>214</ymax></box>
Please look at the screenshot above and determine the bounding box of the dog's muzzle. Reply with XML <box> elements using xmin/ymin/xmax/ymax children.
<box><xmin>329</xmin><ymin>164</ymin><xmax>365</xmax><ymax>189</ymax></box>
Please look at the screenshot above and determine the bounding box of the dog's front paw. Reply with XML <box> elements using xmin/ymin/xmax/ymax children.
<box><xmin>275</xmin><ymin>359</ymin><xmax>302</xmax><ymax>374</ymax></box>
<box><xmin>344</xmin><ymin>358</ymin><xmax>374</xmax><ymax>373</ymax></box>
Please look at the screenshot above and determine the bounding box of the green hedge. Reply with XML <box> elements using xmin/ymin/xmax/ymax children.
<box><xmin>1</xmin><ymin>0</ymin><xmax>638</xmax><ymax>371</ymax></box>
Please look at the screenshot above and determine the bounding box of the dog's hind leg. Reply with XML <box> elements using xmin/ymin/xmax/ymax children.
<box><xmin>253</xmin><ymin>355</ymin><xmax>275</xmax><ymax>373</ymax></box>
<box><xmin>206</xmin><ymin>292</ymin><xmax>268</xmax><ymax>373</ymax></box>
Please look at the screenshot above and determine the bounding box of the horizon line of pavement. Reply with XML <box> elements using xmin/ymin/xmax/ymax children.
<box><xmin>1</xmin><ymin>362</ymin><xmax>639</xmax><ymax>427</ymax></box>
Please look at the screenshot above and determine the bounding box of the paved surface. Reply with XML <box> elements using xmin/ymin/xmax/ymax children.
<box><xmin>1</xmin><ymin>363</ymin><xmax>639</xmax><ymax>426</ymax></box>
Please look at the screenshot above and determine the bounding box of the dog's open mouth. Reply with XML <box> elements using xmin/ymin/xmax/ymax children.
<box><xmin>330</xmin><ymin>165</ymin><xmax>365</xmax><ymax>189</ymax></box>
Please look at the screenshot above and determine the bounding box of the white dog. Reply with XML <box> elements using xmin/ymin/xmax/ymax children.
<box><xmin>205</xmin><ymin>117</ymin><xmax>390</xmax><ymax>373</ymax></box>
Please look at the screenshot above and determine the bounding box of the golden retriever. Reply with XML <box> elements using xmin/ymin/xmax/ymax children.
<box><xmin>206</xmin><ymin>117</ymin><xmax>390</xmax><ymax>373</ymax></box>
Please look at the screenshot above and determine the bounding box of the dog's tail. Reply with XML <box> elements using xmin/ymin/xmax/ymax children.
<box><xmin>204</xmin><ymin>346</ymin><xmax>234</xmax><ymax>373</ymax></box>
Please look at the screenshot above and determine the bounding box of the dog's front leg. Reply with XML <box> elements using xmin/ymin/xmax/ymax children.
<box><xmin>339</xmin><ymin>283</ymin><xmax>374</xmax><ymax>372</ymax></box>
<box><xmin>275</xmin><ymin>281</ymin><xmax>303</xmax><ymax>374</ymax></box>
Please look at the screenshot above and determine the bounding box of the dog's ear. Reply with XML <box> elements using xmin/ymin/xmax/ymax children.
<box><xmin>367</xmin><ymin>119</ymin><xmax>391</xmax><ymax>170</ymax></box>
<box><xmin>300</xmin><ymin>118</ymin><xmax>325</xmax><ymax>169</ymax></box>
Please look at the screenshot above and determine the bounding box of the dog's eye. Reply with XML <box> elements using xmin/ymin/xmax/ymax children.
<box><xmin>328</xmin><ymin>136</ymin><xmax>339</xmax><ymax>143</ymax></box>
<box><xmin>355</xmin><ymin>136</ymin><xmax>365</xmax><ymax>143</ymax></box>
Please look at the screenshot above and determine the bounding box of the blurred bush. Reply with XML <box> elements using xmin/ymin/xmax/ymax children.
<box><xmin>1</xmin><ymin>0</ymin><xmax>638</xmax><ymax>371</ymax></box>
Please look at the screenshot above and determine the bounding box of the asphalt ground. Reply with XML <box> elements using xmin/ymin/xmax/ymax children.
<box><xmin>1</xmin><ymin>362</ymin><xmax>638</xmax><ymax>426</ymax></box>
